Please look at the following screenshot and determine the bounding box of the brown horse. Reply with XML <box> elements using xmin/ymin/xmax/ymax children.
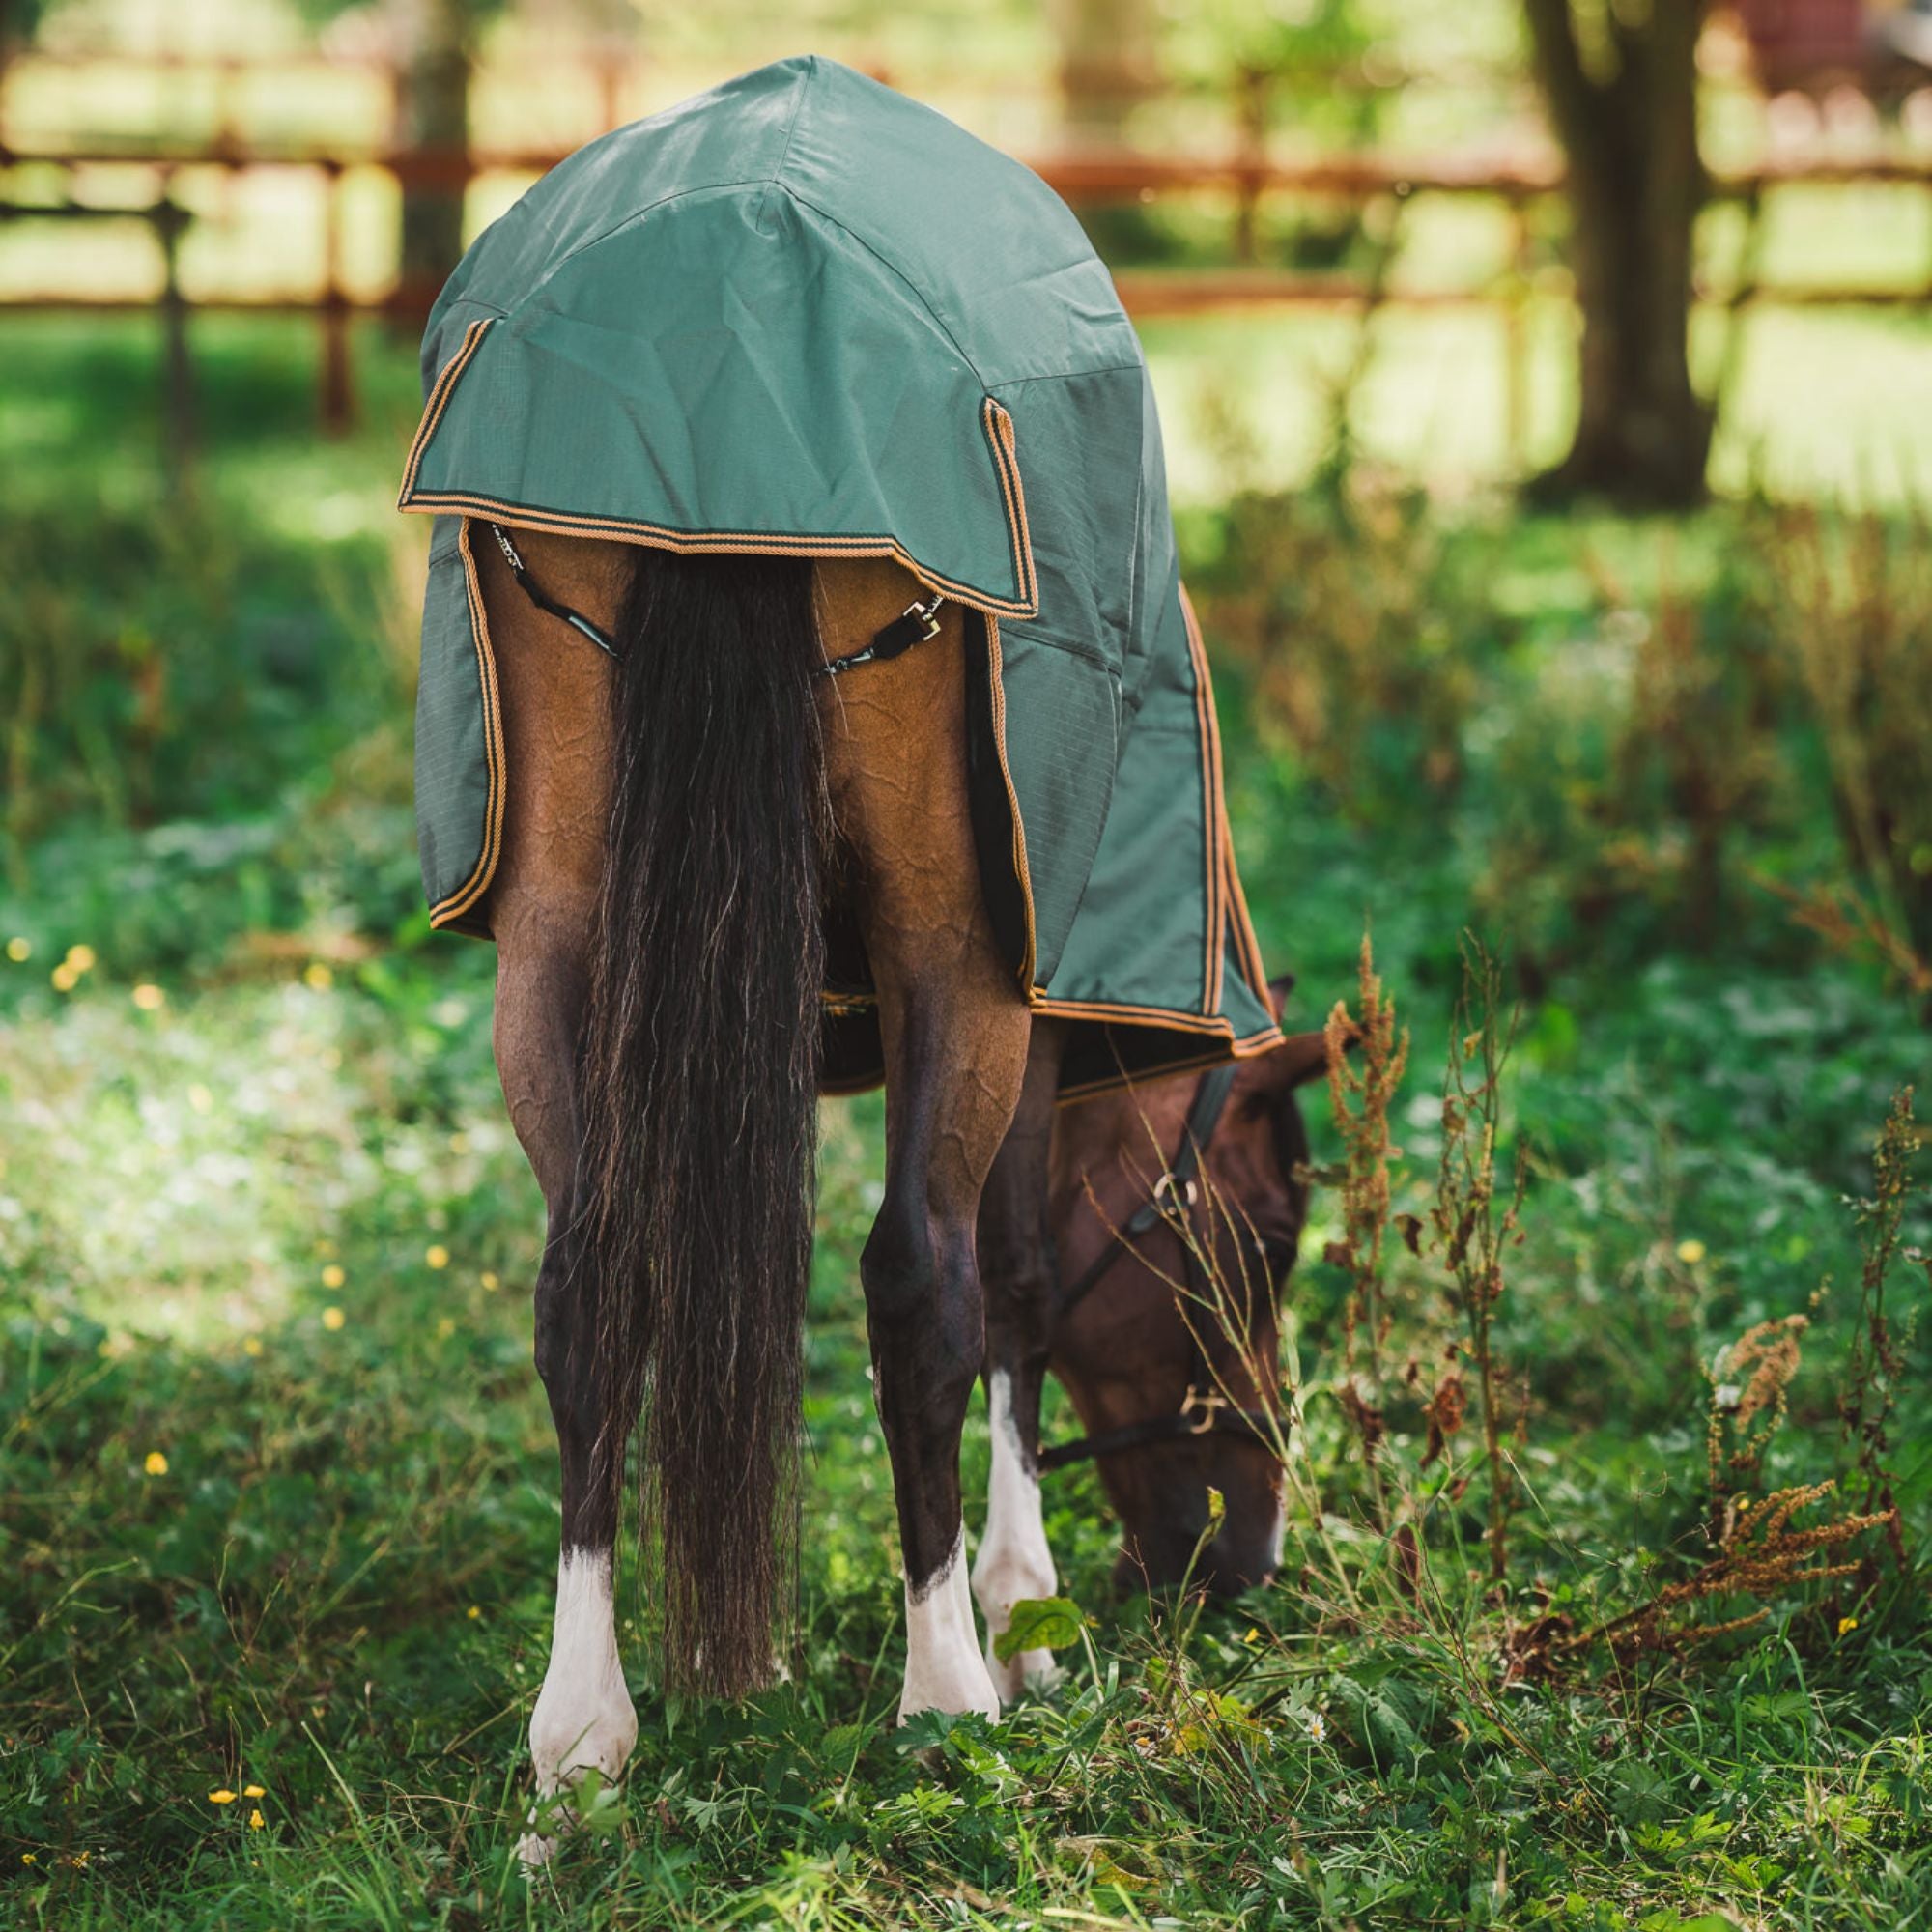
<box><xmin>479</xmin><ymin>526</ymin><xmax>1312</xmax><ymax>1855</ymax></box>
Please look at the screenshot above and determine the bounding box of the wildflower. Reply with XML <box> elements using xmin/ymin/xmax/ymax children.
<box><xmin>6</xmin><ymin>937</ymin><xmax>30</xmax><ymax>962</ymax></box>
<box><xmin>448</xmin><ymin>1132</ymin><xmax>469</xmax><ymax>1154</ymax></box>
<box><xmin>1838</xmin><ymin>1615</ymin><xmax>1860</xmax><ymax>1636</ymax></box>
<box><xmin>1676</xmin><ymin>1238</ymin><xmax>1707</xmax><ymax>1264</ymax></box>
<box><xmin>480</xmin><ymin>1271</ymin><xmax>500</xmax><ymax>1293</ymax></box>
<box><xmin>436</xmin><ymin>1317</ymin><xmax>456</xmax><ymax>1340</ymax></box>
<box><xmin>426</xmin><ymin>1244</ymin><xmax>450</xmax><ymax>1270</ymax></box>
<box><xmin>1242</xmin><ymin>1626</ymin><xmax>1261</xmax><ymax>1644</ymax></box>
<box><xmin>243</xmin><ymin>1784</ymin><xmax>265</xmax><ymax>1798</ymax></box>
<box><xmin>66</xmin><ymin>945</ymin><xmax>96</xmax><ymax>973</ymax></box>
<box><xmin>1735</xmin><ymin>1496</ymin><xmax>1749</xmax><ymax>1512</ymax></box>
<box><xmin>21</xmin><ymin>1851</ymin><xmax>36</xmax><ymax>1864</ymax></box>
<box><xmin>242</xmin><ymin>1337</ymin><xmax>264</xmax><ymax>1358</ymax></box>
<box><xmin>248</xmin><ymin>1810</ymin><xmax>265</xmax><ymax>1830</ymax></box>
<box><xmin>467</xmin><ymin>1605</ymin><xmax>482</xmax><ymax>1620</ymax></box>
<box><xmin>50</xmin><ymin>963</ymin><xmax>78</xmax><ymax>992</ymax></box>
<box><xmin>304</xmin><ymin>963</ymin><xmax>333</xmax><ymax>991</ymax></box>
<box><xmin>209</xmin><ymin>1789</ymin><xmax>237</xmax><ymax>1805</ymax></box>
<box><xmin>143</xmin><ymin>1451</ymin><xmax>169</xmax><ymax>1477</ymax></box>
<box><xmin>321</xmin><ymin>1264</ymin><xmax>345</xmax><ymax>1290</ymax></box>
<box><xmin>131</xmin><ymin>983</ymin><xmax>165</xmax><ymax>1011</ymax></box>
<box><xmin>1307</xmin><ymin>1712</ymin><xmax>1327</xmax><ymax>1743</ymax></box>
<box><xmin>322</xmin><ymin>1307</ymin><xmax>346</xmax><ymax>1332</ymax></box>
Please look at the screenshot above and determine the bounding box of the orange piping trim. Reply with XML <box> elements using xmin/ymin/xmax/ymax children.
<box><xmin>984</xmin><ymin>612</ymin><xmax>1039</xmax><ymax>991</ymax></box>
<box><xmin>397</xmin><ymin>351</ymin><xmax>1039</xmax><ymax>620</ymax></box>
<box><xmin>1179</xmin><ymin>581</ymin><xmax>1225</xmax><ymax>1014</ymax></box>
<box><xmin>1182</xmin><ymin>581</ymin><xmax>1273</xmax><ymax>1006</ymax></box>
<box><xmin>398</xmin><ymin>318</ymin><xmax>495</xmax><ymax>506</ymax></box>
<box><xmin>982</xmin><ymin>397</ymin><xmax>1037</xmax><ymax>611</ymax></box>
<box><xmin>400</xmin><ymin>492</ymin><xmax>1037</xmax><ymax>620</ymax></box>
<box><xmin>428</xmin><ymin>520</ymin><xmax>507</xmax><ymax>928</ymax></box>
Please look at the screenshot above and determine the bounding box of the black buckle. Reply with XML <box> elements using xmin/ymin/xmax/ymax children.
<box><xmin>816</xmin><ymin>594</ymin><xmax>945</xmax><ymax>679</ymax></box>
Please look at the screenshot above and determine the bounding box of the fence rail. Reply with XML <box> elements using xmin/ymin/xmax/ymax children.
<box><xmin>6</xmin><ymin>127</ymin><xmax>1930</xmax><ymax>447</ymax></box>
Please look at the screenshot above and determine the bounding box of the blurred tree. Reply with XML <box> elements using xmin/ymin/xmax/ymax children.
<box><xmin>390</xmin><ymin>0</ymin><xmax>489</xmax><ymax>316</ymax></box>
<box><xmin>1523</xmin><ymin>0</ymin><xmax>1714</xmax><ymax>507</ymax></box>
<box><xmin>1050</xmin><ymin>0</ymin><xmax>1160</xmax><ymax>144</ymax></box>
<box><xmin>288</xmin><ymin>0</ymin><xmax>505</xmax><ymax>314</ymax></box>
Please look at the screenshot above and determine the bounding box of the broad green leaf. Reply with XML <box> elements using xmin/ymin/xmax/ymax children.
<box><xmin>992</xmin><ymin>1596</ymin><xmax>1085</xmax><ymax>1663</ymax></box>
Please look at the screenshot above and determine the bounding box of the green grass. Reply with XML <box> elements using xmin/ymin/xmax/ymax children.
<box><xmin>3</xmin><ymin>318</ymin><xmax>1931</xmax><ymax>1928</ymax></box>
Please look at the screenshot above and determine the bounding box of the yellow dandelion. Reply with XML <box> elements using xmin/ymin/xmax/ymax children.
<box><xmin>248</xmin><ymin>1808</ymin><xmax>265</xmax><ymax>1830</ymax></box>
<box><xmin>1838</xmin><ymin>1615</ymin><xmax>1860</xmax><ymax>1636</ymax></box>
<box><xmin>143</xmin><ymin>1451</ymin><xmax>169</xmax><ymax>1477</ymax></box>
<box><xmin>131</xmin><ymin>983</ymin><xmax>165</xmax><ymax>1011</ymax></box>
<box><xmin>6</xmin><ymin>936</ymin><xmax>30</xmax><ymax>962</ymax></box>
<box><xmin>467</xmin><ymin>1605</ymin><xmax>481</xmax><ymax>1620</ymax></box>
<box><xmin>480</xmin><ymin>1271</ymin><xmax>500</xmax><ymax>1293</ymax></box>
<box><xmin>425</xmin><ymin>1244</ymin><xmax>450</xmax><ymax>1270</ymax></box>
<box><xmin>242</xmin><ymin>1336</ymin><xmax>264</xmax><ymax>1358</ymax></box>
<box><xmin>303</xmin><ymin>962</ymin><xmax>333</xmax><ymax>991</ymax></box>
<box><xmin>243</xmin><ymin>1784</ymin><xmax>265</xmax><ymax>1798</ymax></box>
<box><xmin>1676</xmin><ymin>1238</ymin><xmax>1707</xmax><ymax>1265</ymax></box>
<box><xmin>321</xmin><ymin>1306</ymin><xmax>346</xmax><ymax>1332</ymax></box>
<box><xmin>321</xmin><ymin>1264</ymin><xmax>346</xmax><ymax>1290</ymax></box>
<box><xmin>50</xmin><ymin>963</ymin><xmax>78</xmax><ymax>992</ymax></box>
<box><xmin>209</xmin><ymin>1789</ymin><xmax>237</xmax><ymax>1805</ymax></box>
<box><xmin>65</xmin><ymin>944</ymin><xmax>96</xmax><ymax>973</ymax></box>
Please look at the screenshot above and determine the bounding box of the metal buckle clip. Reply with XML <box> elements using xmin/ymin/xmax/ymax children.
<box><xmin>1179</xmin><ymin>1388</ymin><xmax>1226</xmax><ymax>1435</ymax></box>
<box><xmin>1152</xmin><ymin>1172</ymin><xmax>1200</xmax><ymax>1211</ymax></box>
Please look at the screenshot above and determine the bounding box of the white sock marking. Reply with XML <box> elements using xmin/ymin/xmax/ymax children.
<box><xmin>971</xmin><ymin>1369</ymin><xmax>1061</xmax><ymax>1699</ymax></box>
<box><xmin>518</xmin><ymin>1547</ymin><xmax>639</xmax><ymax>1865</ymax></box>
<box><xmin>899</xmin><ymin>1530</ymin><xmax>1001</xmax><ymax>1724</ymax></box>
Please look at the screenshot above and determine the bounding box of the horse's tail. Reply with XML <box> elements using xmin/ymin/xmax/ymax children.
<box><xmin>582</xmin><ymin>545</ymin><xmax>826</xmax><ymax>1698</ymax></box>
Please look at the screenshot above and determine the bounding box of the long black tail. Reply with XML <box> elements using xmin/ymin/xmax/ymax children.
<box><xmin>582</xmin><ymin>545</ymin><xmax>825</xmax><ymax>1697</ymax></box>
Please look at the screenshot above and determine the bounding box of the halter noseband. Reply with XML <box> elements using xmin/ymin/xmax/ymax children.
<box><xmin>489</xmin><ymin>523</ymin><xmax>944</xmax><ymax>676</ymax></box>
<box><xmin>1037</xmin><ymin>1060</ymin><xmax>1284</xmax><ymax>1472</ymax></box>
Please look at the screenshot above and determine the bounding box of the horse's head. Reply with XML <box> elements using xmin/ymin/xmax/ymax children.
<box><xmin>1046</xmin><ymin>986</ymin><xmax>1325</xmax><ymax>1596</ymax></box>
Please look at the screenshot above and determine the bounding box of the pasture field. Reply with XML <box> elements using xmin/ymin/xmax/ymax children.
<box><xmin>2</xmin><ymin>317</ymin><xmax>1931</xmax><ymax>1929</ymax></box>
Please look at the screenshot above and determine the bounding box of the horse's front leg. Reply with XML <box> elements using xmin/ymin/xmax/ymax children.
<box><xmin>972</xmin><ymin>1019</ymin><xmax>1066</xmax><ymax>1700</ymax></box>
<box><xmin>862</xmin><ymin>978</ymin><xmax>1032</xmax><ymax>1723</ymax></box>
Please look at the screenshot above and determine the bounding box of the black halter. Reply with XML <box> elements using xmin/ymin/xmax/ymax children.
<box><xmin>488</xmin><ymin>523</ymin><xmax>944</xmax><ymax>675</ymax></box>
<box><xmin>1037</xmin><ymin>1061</ymin><xmax>1283</xmax><ymax>1472</ymax></box>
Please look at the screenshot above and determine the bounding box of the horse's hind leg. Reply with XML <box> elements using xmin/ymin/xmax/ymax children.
<box><xmin>473</xmin><ymin>526</ymin><xmax>639</xmax><ymax>1860</ymax></box>
<box><xmin>817</xmin><ymin>563</ymin><xmax>1033</xmax><ymax>1722</ymax></box>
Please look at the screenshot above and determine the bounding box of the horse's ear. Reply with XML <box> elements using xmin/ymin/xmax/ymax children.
<box><xmin>1256</xmin><ymin>973</ymin><xmax>1330</xmax><ymax>1089</ymax></box>
<box><xmin>1264</xmin><ymin>972</ymin><xmax>1297</xmax><ymax>1020</ymax></box>
<box><xmin>1269</xmin><ymin>1029</ymin><xmax>1331</xmax><ymax>1090</ymax></box>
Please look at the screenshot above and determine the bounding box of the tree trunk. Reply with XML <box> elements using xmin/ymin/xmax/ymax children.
<box><xmin>394</xmin><ymin>0</ymin><xmax>474</xmax><ymax>323</ymax></box>
<box><xmin>1523</xmin><ymin>0</ymin><xmax>1715</xmax><ymax>507</ymax></box>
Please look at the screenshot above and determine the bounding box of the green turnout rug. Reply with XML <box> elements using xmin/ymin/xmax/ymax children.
<box><xmin>400</xmin><ymin>54</ymin><xmax>1281</xmax><ymax>1096</ymax></box>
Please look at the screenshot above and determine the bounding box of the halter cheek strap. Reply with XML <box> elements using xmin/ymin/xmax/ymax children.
<box><xmin>488</xmin><ymin>523</ymin><xmax>944</xmax><ymax>675</ymax></box>
<box><xmin>1038</xmin><ymin>1060</ymin><xmax>1284</xmax><ymax>1472</ymax></box>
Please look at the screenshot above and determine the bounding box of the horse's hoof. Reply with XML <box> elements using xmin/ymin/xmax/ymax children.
<box><xmin>985</xmin><ymin>1644</ymin><xmax>1062</xmax><ymax>1705</ymax></box>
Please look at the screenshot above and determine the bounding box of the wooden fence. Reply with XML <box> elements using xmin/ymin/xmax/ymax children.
<box><xmin>5</xmin><ymin>55</ymin><xmax>1931</xmax><ymax>452</ymax></box>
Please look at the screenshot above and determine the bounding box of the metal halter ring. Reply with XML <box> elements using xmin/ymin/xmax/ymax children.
<box><xmin>1179</xmin><ymin>1387</ymin><xmax>1229</xmax><ymax>1435</ymax></box>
